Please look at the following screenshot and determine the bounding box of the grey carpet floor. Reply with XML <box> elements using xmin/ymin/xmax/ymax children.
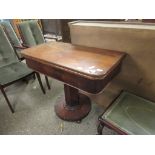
<box><xmin>0</xmin><ymin>76</ymin><xmax>117</xmax><ymax>135</ymax></box>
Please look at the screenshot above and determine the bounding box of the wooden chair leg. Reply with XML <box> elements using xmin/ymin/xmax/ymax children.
<box><xmin>45</xmin><ymin>76</ymin><xmax>51</xmax><ymax>90</ymax></box>
<box><xmin>1</xmin><ymin>87</ymin><xmax>14</xmax><ymax>113</ymax></box>
<box><xmin>35</xmin><ymin>72</ymin><xmax>46</xmax><ymax>94</ymax></box>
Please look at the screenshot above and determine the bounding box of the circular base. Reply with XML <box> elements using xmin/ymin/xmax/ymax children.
<box><xmin>55</xmin><ymin>94</ymin><xmax>91</xmax><ymax>122</ymax></box>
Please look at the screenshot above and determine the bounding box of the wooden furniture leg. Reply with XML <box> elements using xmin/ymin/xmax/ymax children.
<box><xmin>55</xmin><ymin>84</ymin><xmax>91</xmax><ymax>121</ymax></box>
<box><xmin>45</xmin><ymin>76</ymin><xmax>51</xmax><ymax>90</ymax></box>
<box><xmin>0</xmin><ymin>87</ymin><xmax>14</xmax><ymax>113</ymax></box>
<box><xmin>97</xmin><ymin>122</ymin><xmax>104</xmax><ymax>135</ymax></box>
<box><xmin>35</xmin><ymin>72</ymin><xmax>46</xmax><ymax>94</ymax></box>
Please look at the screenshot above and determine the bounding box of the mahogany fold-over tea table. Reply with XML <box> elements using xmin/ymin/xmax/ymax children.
<box><xmin>22</xmin><ymin>42</ymin><xmax>125</xmax><ymax>122</ymax></box>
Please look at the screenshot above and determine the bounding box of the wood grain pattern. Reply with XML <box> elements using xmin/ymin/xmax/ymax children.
<box><xmin>22</xmin><ymin>42</ymin><xmax>125</xmax><ymax>121</ymax></box>
<box><xmin>22</xmin><ymin>42</ymin><xmax>124</xmax><ymax>79</ymax></box>
<box><xmin>22</xmin><ymin>42</ymin><xmax>125</xmax><ymax>94</ymax></box>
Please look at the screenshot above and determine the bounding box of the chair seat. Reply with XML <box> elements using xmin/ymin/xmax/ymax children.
<box><xmin>0</xmin><ymin>62</ymin><xmax>33</xmax><ymax>85</ymax></box>
<box><xmin>102</xmin><ymin>91</ymin><xmax>155</xmax><ymax>135</ymax></box>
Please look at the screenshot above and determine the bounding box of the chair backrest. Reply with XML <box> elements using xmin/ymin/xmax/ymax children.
<box><xmin>0</xmin><ymin>21</ymin><xmax>22</xmax><ymax>47</ymax></box>
<box><xmin>18</xmin><ymin>20</ymin><xmax>45</xmax><ymax>47</ymax></box>
<box><xmin>0</xmin><ymin>26</ymin><xmax>18</xmax><ymax>67</ymax></box>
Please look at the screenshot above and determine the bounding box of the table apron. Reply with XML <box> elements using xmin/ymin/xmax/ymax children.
<box><xmin>26</xmin><ymin>59</ymin><xmax>122</xmax><ymax>94</ymax></box>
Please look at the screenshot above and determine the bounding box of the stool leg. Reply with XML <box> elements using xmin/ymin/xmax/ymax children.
<box><xmin>35</xmin><ymin>72</ymin><xmax>46</xmax><ymax>94</ymax></box>
<box><xmin>1</xmin><ymin>87</ymin><xmax>14</xmax><ymax>113</ymax></box>
<box><xmin>45</xmin><ymin>76</ymin><xmax>51</xmax><ymax>90</ymax></box>
<box><xmin>97</xmin><ymin>121</ymin><xmax>104</xmax><ymax>135</ymax></box>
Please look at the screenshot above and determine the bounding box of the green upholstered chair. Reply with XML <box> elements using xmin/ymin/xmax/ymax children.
<box><xmin>18</xmin><ymin>20</ymin><xmax>45</xmax><ymax>47</ymax></box>
<box><xmin>98</xmin><ymin>91</ymin><xmax>155</xmax><ymax>135</ymax></box>
<box><xmin>0</xmin><ymin>21</ymin><xmax>26</xmax><ymax>60</ymax></box>
<box><xmin>2</xmin><ymin>20</ymin><xmax>50</xmax><ymax>90</ymax></box>
<box><xmin>0</xmin><ymin>25</ymin><xmax>46</xmax><ymax>113</ymax></box>
<box><xmin>17</xmin><ymin>20</ymin><xmax>51</xmax><ymax>90</ymax></box>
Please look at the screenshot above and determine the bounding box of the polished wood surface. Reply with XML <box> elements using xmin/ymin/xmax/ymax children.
<box><xmin>22</xmin><ymin>42</ymin><xmax>124</xmax><ymax>79</ymax></box>
<box><xmin>22</xmin><ymin>42</ymin><xmax>125</xmax><ymax>94</ymax></box>
<box><xmin>22</xmin><ymin>42</ymin><xmax>125</xmax><ymax>121</ymax></box>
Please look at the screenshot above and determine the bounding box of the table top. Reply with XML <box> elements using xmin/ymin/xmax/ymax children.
<box><xmin>22</xmin><ymin>42</ymin><xmax>125</xmax><ymax>80</ymax></box>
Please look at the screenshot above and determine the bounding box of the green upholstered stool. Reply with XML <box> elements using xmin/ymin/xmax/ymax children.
<box><xmin>0</xmin><ymin>21</ymin><xmax>25</xmax><ymax>60</ymax></box>
<box><xmin>0</xmin><ymin>25</ymin><xmax>45</xmax><ymax>113</ymax></box>
<box><xmin>98</xmin><ymin>91</ymin><xmax>155</xmax><ymax>135</ymax></box>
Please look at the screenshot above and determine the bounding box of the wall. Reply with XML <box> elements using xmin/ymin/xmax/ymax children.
<box><xmin>69</xmin><ymin>21</ymin><xmax>155</xmax><ymax>108</ymax></box>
